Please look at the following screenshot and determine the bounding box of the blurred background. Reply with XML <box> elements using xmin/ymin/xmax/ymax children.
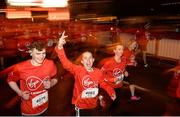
<box><xmin>0</xmin><ymin>0</ymin><xmax>179</xmax><ymax>62</ymax></box>
<box><xmin>0</xmin><ymin>0</ymin><xmax>180</xmax><ymax>116</ymax></box>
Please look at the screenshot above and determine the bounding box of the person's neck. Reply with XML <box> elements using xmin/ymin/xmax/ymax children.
<box><xmin>114</xmin><ymin>55</ymin><xmax>121</xmax><ymax>63</ymax></box>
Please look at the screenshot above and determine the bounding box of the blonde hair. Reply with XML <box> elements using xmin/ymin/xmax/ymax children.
<box><xmin>127</xmin><ymin>39</ymin><xmax>138</xmax><ymax>50</ymax></box>
<box><xmin>104</xmin><ymin>43</ymin><xmax>122</xmax><ymax>53</ymax></box>
<box><xmin>127</xmin><ymin>39</ymin><xmax>136</xmax><ymax>47</ymax></box>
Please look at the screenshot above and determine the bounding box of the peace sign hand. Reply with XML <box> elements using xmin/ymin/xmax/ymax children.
<box><xmin>57</xmin><ymin>31</ymin><xmax>68</xmax><ymax>49</ymax></box>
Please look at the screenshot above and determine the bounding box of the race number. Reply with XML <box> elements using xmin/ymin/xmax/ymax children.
<box><xmin>81</xmin><ymin>88</ymin><xmax>98</xmax><ymax>98</ymax></box>
<box><xmin>32</xmin><ymin>91</ymin><xmax>48</xmax><ymax>108</ymax></box>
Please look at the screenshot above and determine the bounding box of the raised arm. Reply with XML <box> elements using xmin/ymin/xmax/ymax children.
<box><xmin>57</xmin><ymin>31</ymin><xmax>68</xmax><ymax>49</ymax></box>
<box><xmin>55</xmin><ymin>31</ymin><xmax>78</xmax><ymax>74</ymax></box>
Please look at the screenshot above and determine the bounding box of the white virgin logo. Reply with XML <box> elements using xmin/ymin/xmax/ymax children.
<box><xmin>82</xmin><ymin>75</ymin><xmax>97</xmax><ymax>89</ymax></box>
<box><xmin>28</xmin><ymin>79</ymin><xmax>40</xmax><ymax>88</ymax></box>
<box><xmin>113</xmin><ymin>68</ymin><xmax>122</xmax><ymax>78</ymax></box>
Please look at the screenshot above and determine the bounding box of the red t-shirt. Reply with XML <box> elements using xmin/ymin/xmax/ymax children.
<box><xmin>7</xmin><ymin>59</ymin><xmax>57</xmax><ymax>115</ymax></box>
<box><xmin>167</xmin><ymin>66</ymin><xmax>180</xmax><ymax>98</ymax></box>
<box><xmin>175</xmin><ymin>68</ymin><xmax>180</xmax><ymax>98</ymax></box>
<box><xmin>136</xmin><ymin>35</ymin><xmax>148</xmax><ymax>46</ymax></box>
<box><xmin>123</xmin><ymin>48</ymin><xmax>137</xmax><ymax>66</ymax></box>
<box><xmin>55</xmin><ymin>47</ymin><xmax>115</xmax><ymax>109</ymax></box>
<box><xmin>100</xmin><ymin>57</ymin><xmax>127</xmax><ymax>88</ymax></box>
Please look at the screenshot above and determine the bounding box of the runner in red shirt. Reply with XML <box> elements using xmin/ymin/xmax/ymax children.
<box><xmin>123</xmin><ymin>40</ymin><xmax>141</xmax><ymax>100</ymax></box>
<box><xmin>55</xmin><ymin>31</ymin><xmax>116</xmax><ymax>116</ymax></box>
<box><xmin>175</xmin><ymin>68</ymin><xmax>180</xmax><ymax>98</ymax></box>
<box><xmin>99</xmin><ymin>44</ymin><xmax>127</xmax><ymax>89</ymax></box>
<box><xmin>7</xmin><ymin>40</ymin><xmax>58</xmax><ymax>116</ymax></box>
<box><xmin>99</xmin><ymin>43</ymin><xmax>140</xmax><ymax>101</ymax></box>
<box><xmin>164</xmin><ymin>62</ymin><xmax>180</xmax><ymax>116</ymax></box>
<box><xmin>166</xmin><ymin>65</ymin><xmax>180</xmax><ymax>98</ymax></box>
<box><xmin>123</xmin><ymin>40</ymin><xmax>138</xmax><ymax>66</ymax></box>
<box><xmin>136</xmin><ymin>31</ymin><xmax>150</xmax><ymax>67</ymax></box>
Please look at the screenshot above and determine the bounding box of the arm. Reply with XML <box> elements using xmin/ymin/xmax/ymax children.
<box><xmin>99</xmin><ymin>59</ymin><xmax>116</xmax><ymax>83</ymax></box>
<box><xmin>99</xmin><ymin>73</ymin><xmax>116</xmax><ymax>100</ymax></box>
<box><xmin>8</xmin><ymin>81</ymin><xmax>30</xmax><ymax>100</ymax></box>
<box><xmin>50</xmin><ymin>78</ymin><xmax>58</xmax><ymax>87</ymax></box>
<box><xmin>7</xmin><ymin>67</ymin><xmax>30</xmax><ymax>100</ymax></box>
<box><xmin>43</xmin><ymin>62</ymin><xmax>58</xmax><ymax>89</ymax></box>
<box><xmin>100</xmin><ymin>81</ymin><xmax>116</xmax><ymax>100</ymax></box>
<box><xmin>55</xmin><ymin>31</ymin><xmax>78</xmax><ymax>74</ymax></box>
<box><xmin>101</xmin><ymin>66</ymin><xmax>118</xmax><ymax>83</ymax></box>
<box><xmin>50</xmin><ymin>62</ymin><xmax>58</xmax><ymax>87</ymax></box>
<box><xmin>43</xmin><ymin>78</ymin><xmax>58</xmax><ymax>89</ymax></box>
<box><xmin>8</xmin><ymin>81</ymin><xmax>22</xmax><ymax>96</ymax></box>
<box><xmin>0</xmin><ymin>64</ymin><xmax>17</xmax><ymax>79</ymax></box>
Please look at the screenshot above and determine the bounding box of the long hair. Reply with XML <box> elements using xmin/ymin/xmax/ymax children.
<box><xmin>127</xmin><ymin>39</ymin><xmax>138</xmax><ymax>51</ymax></box>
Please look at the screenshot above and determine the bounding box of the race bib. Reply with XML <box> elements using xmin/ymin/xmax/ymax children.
<box><xmin>81</xmin><ymin>88</ymin><xmax>98</xmax><ymax>98</ymax></box>
<box><xmin>115</xmin><ymin>74</ymin><xmax>124</xmax><ymax>84</ymax></box>
<box><xmin>32</xmin><ymin>91</ymin><xmax>48</xmax><ymax>108</ymax></box>
<box><xmin>117</xmin><ymin>74</ymin><xmax>124</xmax><ymax>81</ymax></box>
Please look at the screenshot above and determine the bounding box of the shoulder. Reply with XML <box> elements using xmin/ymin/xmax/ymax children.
<box><xmin>93</xmin><ymin>68</ymin><xmax>103</xmax><ymax>75</ymax></box>
<box><xmin>123</xmin><ymin>48</ymin><xmax>130</xmax><ymax>55</ymax></box>
<box><xmin>18</xmin><ymin>60</ymin><xmax>31</xmax><ymax>67</ymax></box>
<box><xmin>100</xmin><ymin>57</ymin><xmax>114</xmax><ymax>65</ymax></box>
<box><xmin>121</xmin><ymin>57</ymin><xmax>127</xmax><ymax>63</ymax></box>
<box><xmin>11</xmin><ymin>60</ymin><xmax>31</xmax><ymax>72</ymax></box>
<box><xmin>44</xmin><ymin>59</ymin><xmax>55</xmax><ymax>65</ymax></box>
<box><xmin>43</xmin><ymin>59</ymin><xmax>57</xmax><ymax>69</ymax></box>
<box><xmin>93</xmin><ymin>67</ymin><xmax>101</xmax><ymax>72</ymax></box>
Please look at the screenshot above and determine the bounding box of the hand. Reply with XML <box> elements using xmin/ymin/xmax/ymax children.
<box><xmin>43</xmin><ymin>79</ymin><xmax>51</xmax><ymax>89</ymax></box>
<box><xmin>124</xmin><ymin>71</ymin><xmax>129</xmax><ymax>77</ymax></box>
<box><xmin>115</xmin><ymin>74</ymin><xmax>124</xmax><ymax>84</ymax></box>
<box><xmin>134</xmin><ymin>62</ymin><xmax>137</xmax><ymax>66</ymax></box>
<box><xmin>111</xmin><ymin>94</ymin><xmax>116</xmax><ymax>101</ymax></box>
<box><xmin>98</xmin><ymin>95</ymin><xmax>106</xmax><ymax>107</ymax></box>
<box><xmin>20</xmin><ymin>91</ymin><xmax>30</xmax><ymax>100</ymax></box>
<box><xmin>99</xmin><ymin>95</ymin><xmax>103</xmax><ymax>100</ymax></box>
<box><xmin>114</xmin><ymin>77</ymin><xmax>119</xmax><ymax>82</ymax></box>
<box><xmin>58</xmin><ymin>31</ymin><xmax>68</xmax><ymax>49</ymax></box>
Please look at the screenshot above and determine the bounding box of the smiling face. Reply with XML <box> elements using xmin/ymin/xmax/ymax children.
<box><xmin>31</xmin><ymin>48</ymin><xmax>46</xmax><ymax>66</ymax></box>
<box><xmin>29</xmin><ymin>41</ymin><xmax>47</xmax><ymax>66</ymax></box>
<box><xmin>81</xmin><ymin>51</ymin><xmax>94</xmax><ymax>71</ymax></box>
<box><xmin>113</xmin><ymin>45</ymin><xmax>124</xmax><ymax>58</ymax></box>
